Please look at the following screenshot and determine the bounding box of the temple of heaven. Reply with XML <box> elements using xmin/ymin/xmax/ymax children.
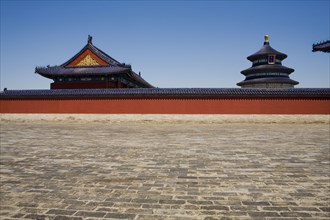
<box><xmin>35</xmin><ymin>36</ymin><xmax>153</xmax><ymax>89</ymax></box>
<box><xmin>237</xmin><ymin>35</ymin><xmax>299</xmax><ymax>88</ymax></box>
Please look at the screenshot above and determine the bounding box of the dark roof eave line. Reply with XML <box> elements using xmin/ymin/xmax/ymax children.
<box><xmin>60</xmin><ymin>43</ymin><xmax>121</xmax><ymax>67</ymax></box>
<box><xmin>36</xmin><ymin>73</ymin><xmax>56</xmax><ymax>80</ymax></box>
<box><xmin>90</xmin><ymin>44</ymin><xmax>121</xmax><ymax>64</ymax></box>
<box><xmin>1</xmin><ymin>94</ymin><xmax>329</xmax><ymax>100</ymax></box>
<box><xmin>247</xmin><ymin>45</ymin><xmax>288</xmax><ymax>61</ymax></box>
<box><xmin>130</xmin><ymin>72</ymin><xmax>154</xmax><ymax>88</ymax></box>
<box><xmin>36</xmin><ymin>71</ymin><xmax>128</xmax><ymax>78</ymax></box>
<box><xmin>247</xmin><ymin>53</ymin><xmax>287</xmax><ymax>61</ymax></box>
<box><xmin>1</xmin><ymin>88</ymin><xmax>330</xmax><ymax>100</ymax></box>
<box><xmin>237</xmin><ymin>79</ymin><xmax>299</xmax><ymax>86</ymax></box>
<box><xmin>35</xmin><ymin>66</ymin><xmax>131</xmax><ymax>76</ymax></box>
<box><xmin>60</xmin><ymin>44</ymin><xmax>90</xmax><ymax>67</ymax></box>
<box><xmin>241</xmin><ymin>65</ymin><xmax>295</xmax><ymax>75</ymax></box>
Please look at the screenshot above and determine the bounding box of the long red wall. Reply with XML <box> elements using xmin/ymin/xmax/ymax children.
<box><xmin>1</xmin><ymin>99</ymin><xmax>329</xmax><ymax>114</ymax></box>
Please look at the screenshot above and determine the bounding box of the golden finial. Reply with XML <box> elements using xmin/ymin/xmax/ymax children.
<box><xmin>264</xmin><ymin>35</ymin><xmax>269</xmax><ymax>42</ymax></box>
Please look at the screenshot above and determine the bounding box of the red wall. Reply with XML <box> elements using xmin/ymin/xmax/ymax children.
<box><xmin>1</xmin><ymin>98</ymin><xmax>329</xmax><ymax>114</ymax></box>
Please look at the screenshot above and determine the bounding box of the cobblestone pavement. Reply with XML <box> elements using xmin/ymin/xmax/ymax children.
<box><xmin>0</xmin><ymin>122</ymin><xmax>329</xmax><ymax>220</ymax></box>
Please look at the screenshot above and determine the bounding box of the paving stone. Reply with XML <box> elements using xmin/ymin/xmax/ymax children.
<box><xmin>200</xmin><ymin>205</ymin><xmax>229</xmax><ymax>211</ymax></box>
<box><xmin>159</xmin><ymin>200</ymin><xmax>186</xmax><ymax>205</ymax></box>
<box><xmin>182</xmin><ymin>205</ymin><xmax>200</xmax><ymax>210</ymax></box>
<box><xmin>262</xmin><ymin>206</ymin><xmax>291</xmax><ymax>211</ymax></box>
<box><xmin>310</xmin><ymin>212</ymin><xmax>330</xmax><ymax>218</ymax></box>
<box><xmin>104</xmin><ymin>212</ymin><xmax>136</xmax><ymax>219</ymax></box>
<box><xmin>204</xmin><ymin>217</ymin><xmax>221</xmax><ymax>220</ymax></box>
<box><xmin>65</xmin><ymin>204</ymin><xmax>96</xmax><ymax>211</ymax></box>
<box><xmin>11</xmin><ymin>213</ymin><xmax>25</xmax><ymax>218</ymax></box>
<box><xmin>200</xmin><ymin>210</ymin><xmax>217</xmax><ymax>215</ymax></box>
<box><xmin>187</xmin><ymin>200</ymin><xmax>213</xmax><ymax>205</ymax></box>
<box><xmin>74</xmin><ymin>211</ymin><xmax>106</xmax><ymax>218</ymax></box>
<box><xmin>46</xmin><ymin>209</ymin><xmax>77</xmax><ymax>215</ymax></box>
<box><xmin>222</xmin><ymin>212</ymin><xmax>248</xmax><ymax>216</ymax></box>
<box><xmin>131</xmin><ymin>199</ymin><xmax>159</xmax><ymax>204</ymax></box>
<box><xmin>249</xmin><ymin>211</ymin><xmax>281</xmax><ymax>217</ymax></box>
<box><xmin>86</xmin><ymin>201</ymin><xmax>114</xmax><ymax>207</ymax></box>
<box><xmin>18</xmin><ymin>208</ymin><xmax>48</xmax><ymax>214</ymax></box>
<box><xmin>289</xmin><ymin>206</ymin><xmax>321</xmax><ymax>212</ymax></box>
<box><xmin>16</xmin><ymin>203</ymin><xmax>39</xmax><ymax>208</ymax></box>
<box><xmin>112</xmin><ymin>203</ymin><xmax>142</xmax><ymax>208</ymax></box>
<box><xmin>53</xmin><ymin>216</ymin><xmax>83</xmax><ymax>220</ymax></box>
<box><xmin>95</xmin><ymin>207</ymin><xmax>119</xmax><ymax>212</ymax></box>
<box><xmin>265</xmin><ymin>218</ymin><xmax>299</xmax><ymax>220</ymax></box>
<box><xmin>280</xmin><ymin>212</ymin><xmax>313</xmax><ymax>217</ymax></box>
<box><xmin>319</xmin><ymin>207</ymin><xmax>330</xmax><ymax>212</ymax></box>
<box><xmin>126</xmin><ymin>208</ymin><xmax>153</xmax><ymax>214</ymax></box>
<box><xmin>153</xmin><ymin>208</ymin><xmax>186</xmax><ymax>215</ymax></box>
<box><xmin>23</xmin><ymin>214</ymin><xmax>47</xmax><ymax>220</ymax></box>
<box><xmin>241</xmin><ymin>201</ymin><xmax>271</xmax><ymax>206</ymax></box>
<box><xmin>1</xmin><ymin>122</ymin><xmax>329</xmax><ymax>220</ymax></box>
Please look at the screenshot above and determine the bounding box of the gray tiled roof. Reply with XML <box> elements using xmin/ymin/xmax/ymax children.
<box><xmin>241</xmin><ymin>64</ymin><xmax>294</xmax><ymax>75</ymax></box>
<box><xmin>34</xmin><ymin>39</ymin><xmax>154</xmax><ymax>88</ymax></box>
<box><xmin>35</xmin><ymin>66</ymin><xmax>130</xmax><ymax>78</ymax></box>
<box><xmin>247</xmin><ymin>44</ymin><xmax>287</xmax><ymax>61</ymax></box>
<box><xmin>61</xmin><ymin>41</ymin><xmax>121</xmax><ymax>66</ymax></box>
<box><xmin>1</xmin><ymin>88</ymin><xmax>329</xmax><ymax>99</ymax></box>
<box><xmin>312</xmin><ymin>40</ymin><xmax>330</xmax><ymax>53</ymax></box>
<box><xmin>237</xmin><ymin>77</ymin><xmax>299</xmax><ymax>86</ymax></box>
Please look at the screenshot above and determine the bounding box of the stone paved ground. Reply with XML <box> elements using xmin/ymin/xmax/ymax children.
<box><xmin>0</xmin><ymin>122</ymin><xmax>329</xmax><ymax>220</ymax></box>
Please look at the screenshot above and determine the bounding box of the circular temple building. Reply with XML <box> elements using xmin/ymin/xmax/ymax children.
<box><xmin>237</xmin><ymin>35</ymin><xmax>299</xmax><ymax>88</ymax></box>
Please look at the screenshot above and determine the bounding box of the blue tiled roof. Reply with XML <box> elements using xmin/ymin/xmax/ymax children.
<box><xmin>1</xmin><ymin>88</ymin><xmax>329</xmax><ymax>99</ymax></box>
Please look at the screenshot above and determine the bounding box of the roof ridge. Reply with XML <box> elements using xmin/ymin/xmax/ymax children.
<box><xmin>89</xmin><ymin>43</ymin><xmax>121</xmax><ymax>65</ymax></box>
<box><xmin>60</xmin><ymin>41</ymin><xmax>122</xmax><ymax>67</ymax></box>
<box><xmin>247</xmin><ymin>44</ymin><xmax>287</xmax><ymax>61</ymax></box>
<box><xmin>313</xmin><ymin>40</ymin><xmax>330</xmax><ymax>46</ymax></box>
<box><xmin>60</xmin><ymin>44</ymin><xmax>89</xmax><ymax>67</ymax></box>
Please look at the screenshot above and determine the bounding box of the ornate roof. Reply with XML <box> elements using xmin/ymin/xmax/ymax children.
<box><xmin>35</xmin><ymin>65</ymin><xmax>153</xmax><ymax>88</ymax></box>
<box><xmin>241</xmin><ymin>64</ymin><xmax>294</xmax><ymax>76</ymax></box>
<box><xmin>35</xmin><ymin>35</ymin><xmax>154</xmax><ymax>88</ymax></box>
<box><xmin>61</xmin><ymin>36</ymin><xmax>121</xmax><ymax>67</ymax></box>
<box><xmin>312</xmin><ymin>40</ymin><xmax>330</xmax><ymax>53</ymax></box>
<box><xmin>36</xmin><ymin>66</ymin><xmax>130</xmax><ymax>77</ymax></box>
<box><xmin>237</xmin><ymin>77</ymin><xmax>299</xmax><ymax>87</ymax></box>
<box><xmin>247</xmin><ymin>36</ymin><xmax>287</xmax><ymax>61</ymax></box>
<box><xmin>1</xmin><ymin>88</ymin><xmax>329</xmax><ymax>99</ymax></box>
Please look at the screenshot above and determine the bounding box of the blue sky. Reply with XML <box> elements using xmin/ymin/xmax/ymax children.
<box><xmin>1</xmin><ymin>0</ymin><xmax>329</xmax><ymax>89</ymax></box>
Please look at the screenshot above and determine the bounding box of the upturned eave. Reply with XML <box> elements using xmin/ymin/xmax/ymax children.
<box><xmin>241</xmin><ymin>64</ymin><xmax>294</xmax><ymax>76</ymax></box>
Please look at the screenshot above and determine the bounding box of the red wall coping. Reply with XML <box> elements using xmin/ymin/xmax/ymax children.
<box><xmin>1</xmin><ymin>98</ymin><xmax>329</xmax><ymax>114</ymax></box>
